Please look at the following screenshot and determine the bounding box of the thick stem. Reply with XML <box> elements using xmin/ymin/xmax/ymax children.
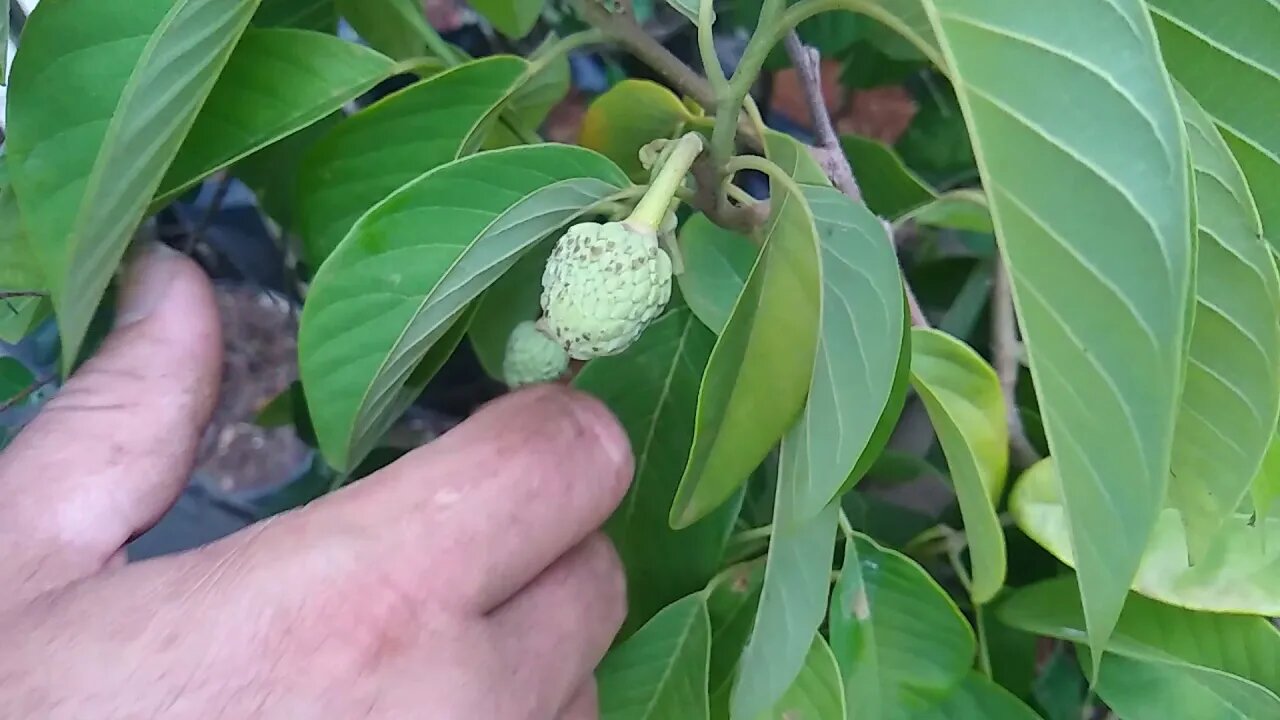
<box><xmin>709</xmin><ymin>0</ymin><xmax>785</xmax><ymax>168</ymax></box>
<box><xmin>627</xmin><ymin>133</ymin><xmax>705</xmax><ymax>230</ymax></box>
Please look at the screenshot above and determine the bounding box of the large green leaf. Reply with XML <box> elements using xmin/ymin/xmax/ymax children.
<box><xmin>1146</xmin><ymin>0</ymin><xmax>1280</xmax><ymax>247</ymax></box>
<box><xmin>1253</xmin><ymin>429</ymin><xmax>1280</xmax><ymax>523</ymax></box>
<box><xmin>829</xmin><ymin>532</ymin><xmax>975</xmax><ymax>720</ymax></box>
<box><xmin>670</xmin><ymin>136</ymin><xmax>822</xmax><ymax>529</ymax></box>
<box><xmin>234</xmin><ymin>112</ymin><xmax>341</xmax><ymax>230</ymax></box>
<box><xmin>298</xmin><ymin>145</ymin><xmax>628</xmax><ymax>471</ymax></box>
<box><xmin>336</xmin><ymin>0</ymin><xmax>430</xmax><ymax>60</ymax></box>
<box><xmin>1093</xmin><ymin>652</ymin><xmax>1280</xmax><ymax>720</ymax></box>
<box><xmin>840</xmin><ymin>134</ymin><xmax>935</xmax><ymax>219</ymax></box>
<box><xmin>297</xmin><ymin>55</ymin><xmax>528</xmax><ymax>265</ymax></box>
<box><xmin>579</xmin><ymin>79</ymin><xmax>696</xmax><ymax>181</ymax></box>
<box><xmin>597</xmin><ymin>593</ymin><xmax>712</xmax><ymax>720</ymax></box>
<box><xmin>252</xmin><ymin>0</ymin><xmax>335</xmax><ymax>30</ymax></box>
<box><xmin>924</xmin><ymin>0</ymin><xmax>1194</xmax><ymax>658</ymax></box>
<box><xmin>575</xmin><ymin>309</ymin><xmax>742</xmax><ymax>637</ymax></box>
<box><xmin>485</xmin><ymin>52</ymin><xmax>569</xmax><ymax>148</ymax></box>
<box><xmin>6</xmin><ymin>0</ymin><xmax>263</xmax><ymax>369</ymax></box>
<box><xmin>0</xmin><ymin>162</ymin><xmax>43</xmax><ymax>292</ymax></box>
<box><xmin>1010</xmin><ymin>460</ymin><xmax>1280</xmax><ymax>615</ymax></box>
<box><xmin>915</xmin><ymin>672</ymin><xmax>1043</xmax><ymax>720</ymax></box>
<box><xmin>999</xmin><ymin>575</ymin><xmax>1280</xmax><ymax>700</ymax></box>
<box><xmin>469</xmin><ymin>0</ymin><xmax>544</xmax><ymax>39</ymax></box>
<box><xmin>777</xmin><ymin>186</ymin><xmax>907</xmax><ymax>524</ymax></box>
<box><xmin>707</xmin><ymin>561</ymin><xmax>766</xmax><ymax>717</ymax></box>
<box><xmin>895</xmin><ymin>190</ymin><xmax>993</xmax><ymax>234</ymax></box>
<box><xmin>676</xmin><ymin>215</ymin><xmax>759</xmax><ymax>335</ymax></box>
<box><xmin>908</xmin><ymin>328</ymin><xmax>1008</xmax><ymax>603</ymax></box>
<box><xmin>156</xmin><ymin>29</ymin><xmax>396</xmax><ymax>203</ymax></box>
<box><xmin>760</xmin><ymin>635</ymin><xmax>846</xmax><ymax>720</ymax></box>
<box><xmin>730</xmin><ymin>497</ymin><xmax>838</xmax><ymax>720</ymax></box>
<box><xmin>1167</xmin><ymin>85</ymin><xmax>1280</xmax><ymax>557</ymax></box>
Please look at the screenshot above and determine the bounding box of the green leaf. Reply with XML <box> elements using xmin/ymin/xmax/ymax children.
<box><xmin>760</xmin><ymin>635</ymin><xmax>846</xmax><ymax>720</ymax></box>
<box><xmin>598</xmin><ymin>593</ymin><xmax>712</xmax><ymax>720</ymax></box>
<box><xmin>829</xmin><ymin>532</ymin><xmax>975</xmax><ymax>719</ymax></box>
<box><xmin>0</xmin><ymin>161</ymin><xmax>44</xmax><ymax>293</ymax></box>
<box><xmin>1010</xmin><ymin>459</ymin><xmax>1280</xmax><ymax>616</ymax></box>
<box><xmin>0</xmin><ymin>298</ymin><xmax>52</xmax><ymax>345</ymax></box>
<box><xmin>1146</xmin><ymin>0</ymin><xmax>1280</xmax><ymax>248</ymax></box>
<box><xmin>840</xmin><ymin>134</ymin><xmax>935</xmax><ymax>219</ymax></box>
<box><xmin>832</xmin><ymin>0</ymin><xmax>946</xmax><ymax>70</ymax></box>
<box><xmin>1092</xmin><ymin>652</ymin><xmax>1280</xmax><ymax>720</ymax></box>
<box><xmin>468</xmin><ymin>238</ymin><xmax>552</xmax><ymax>380</ymax></box>
<box><xmin>157</xmin><ymin>29</ymin><xmax>395</xmax><ymax>203</ymax></box>
<box><xmin>915</xmin><ymin>672</ymin><xmax>1043</xmax><ymax>720</ymax></box>
<box><xmin>235</xmin><ymin>112</ymin><xmax>341</xmax><ymax>230</ymax></box>
<box><xmin>1033</xmin><ymin>645</ymin><xmax>1089</xmax><ymax>720</ymax></box>
<box><xmin>670</xmin><ymin>135</ymin><xmax>822</xmax><ymax>529</ymax></box>
<box><xmin>252</xmin><ymin>0</ymin><xmax>336</xmax><ymax>30</ymax></box>
<box><xmin>777</xmin><ymin>186</ymin><xmax>907</xmax><ymax>523</ymax></box>
<box><xmin>895</xmin><ymin>190</ymin><xmax>993</xmax><ymax>234</ymax></box>
<box><xmin>336</xmin><ymin>0</ymin><xmax>430</xmax><ymax>60</ymax></box>
<box><xmin>575</xmin><ymin>309</ymin><xmax>741</xmax><ymax>637</ymax></box>
<box><xmin>6</xmin><ymin>0</ymin><xmax>263</xmax><ymax>370</ymax></box>
<box><xmin>730</xmin><ymin>499</ymin><xmax>838</xmax><ymax>720</ymax></box>
<box><xmin>298</xmin><ymin>144</ymin><xmax>627</xmax><ymax>471</ymax></box>
<box><xmin>1252</xmin><ymin>429</ymin><xmax>1280</xmax><ymax>524</ymax></box>
<box><xmin>999</xmin><ymin>575</ymin><xmax>1280</xmax><ymax>699</ymax></box>
<box><xmin>676</xmin><ymin>214</ymin><xmax>759</xmax><ymax>335</ymax></box>
<box><xmin>0</xmin><ymin>357</ymin><xmax>35</xmax><ymax>405</ymax></box>
<box><xmin>1167</xmin><ymin>85</ymin><xmax>1280</xmax><ymax>557</ymax></box>
<box><xmin>470</xmin><ymin>0</ymin><xmax>543</xmax><ymax>38</ymax></box>
<box><xmin>296</xmin><ymin>55</ymin><xmax>528</xmax><ymax>265</ymax></box>
<box><xmin>580</xmin><ymin>79</ymin><xmax>696</xmax><ymax>181</ymax></box>
<box><xmin>924</xmin><ymin>0</ymin><xmax>1194</xmax><ymax>659</ymax></box>
<box><xmin>908</xmin><ymin>328</ymin><xmax>1008</xmax><ymax>603</ymax></box>
<box><xmin>485</xmin><ymin>52</ymin><xmax>569</xmax><ymax>148</ymax></box>
<box><xmin>707</xmin><ymin>561</ymin><xmax>766</xmax><ymax>715</ymax></box>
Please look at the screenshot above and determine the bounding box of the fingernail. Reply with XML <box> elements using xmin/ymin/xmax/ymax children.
<box><xmin>571</xmin><ymin>394</ymin><xmax>633</xmax><ymax>473</ymax></box>
<box><xmin>115</xmin><ymin>241</ymin><xmax>181</xmax><ymax>328</ymax></box>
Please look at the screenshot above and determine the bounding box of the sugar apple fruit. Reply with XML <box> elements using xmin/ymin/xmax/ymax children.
<box><xmin>540</xmin><ymin>221</ymin><xmax>673</xmax><ymax>360</ymax></box>
<box><xmin>502</xmin><ymin>320</ymin><xmax>570</xmax><ymax>387</ymax></box>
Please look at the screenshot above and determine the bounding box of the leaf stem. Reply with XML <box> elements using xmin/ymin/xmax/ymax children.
<box><xmin>723</xmin><ymin>154</ymin><xmax>809</xmax><ymax>205</ymax></box>
<box><xmin>627</xmin><ymin>133</ymin><xmax>705</xmax><ymax>230</ymax></box>
<box><xmin>698</xmin><ymin>0</ymin><xmax>729</xmax><ymax>97</ymax></box>
<box><xmin>527</xmin><ymin>28</ymin><xmax>607</xmax><ymax>75</ymax></box>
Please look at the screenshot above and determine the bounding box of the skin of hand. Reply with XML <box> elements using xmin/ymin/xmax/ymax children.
<box><xmin>0</xmin><ymin>243</ymin><xmax>635</xmax><ymax>719</ymax></box>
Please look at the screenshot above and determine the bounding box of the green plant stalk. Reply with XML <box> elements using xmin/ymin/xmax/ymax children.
<box><xmin>698</xmin><ymin>0</ymin><xmax>729</xmax><ymax>97</ymax></box>
<box><xmin>709</xmin><ymin>0</ymin><xmax>786</xmax><ymax>169</ymax></box>
<box><xmin>528</xmin><ymin>28</ymin><xmax>607</xmax><ymax>75</ymax></box>
<box><xmin>723</xmin><ymin>154</ymin><xmax>808</xmax><ymax>204</ymax></box>
<box><xmin>627</xmin><ymin>133</ymin><xmax>705</xmax><ymax>230</ymax></box>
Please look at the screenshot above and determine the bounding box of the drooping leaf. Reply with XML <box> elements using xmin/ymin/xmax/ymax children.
<box><xmin>336</xmin><ymin>0</ymin><xmax>442</xmax><ymax>61</ymax></box>
<box><xmin>296</xmin><ymin>55</ymin><xmax>528</xmax><ymax>265</ymax></box>
<box><xmin>924</xmin><ymin>0</ymin><xmax>1195</xmax><ymax>658</ymax></box>
<box><xmin>1167</xmin><ymin>85</ymin><xmax>1280</xmax><ymax>557</ymax></box>
<box><xmin>6</xmin><ymin>0</ymin><xmax>264</xmax><ymax>369</ymax></box>
<box><xmin>840</xmin><ymin>134</ymin><xmax>935</xmax><ymax>219</ymax></box>
<box><xmin>1000</xmin><ymin>575</ymin><xmax>1280</xmax><ymax>700</ymax></box>
<box><xmin>730</xmin><ymin>497</ymin><xmax>838</xmax><ymax>720</ymax></box>
<box><xmin>829</xmin><ymin>532</ymin><xmax>975</xmax><ymax>719</ymax></box>
<box><xmin>298</xmin><ymin>145</ymin><xmax>628</xmax><ymax>471</ymax></box>
<box><xmin>469</xmin><ymin>0</ymin><xmax>544</xmax><ymax>39</ymax></box>
<box><xmin>1146</xmin><ymin>0</ymin><xmax>1280</xmax><ymax>247</ymax></box>
<box><xmin>468</xmin><ymin>238</ymin><xmax>553</xmax><ymax>380</ymax></box>
<box><xmin>252</xmin><ymin>0</ymin><xmax>336</xmax><ymax>31</ymax></box>
<box><xmin>156</xmin><ymin>29</ymin><xmax>395</xmax><ymax>203</ymax></box>
<box><xmin>579</xmin><ymin>79</ymin><xmax>696</xmax><ymax>181</ymax></box>
<box><xmin>1010</xmin><ymin>460</ymin><xmax>1280</xmax><ymax>616</ymax></box>
<box><xmin>909</xmin><ymin>328</ymin><xmax>1009</xmax><ymax>603</ymax></box>
<box><xmin>575</xmin><ymin>309</ymin><xmax>741</xmax><ymax>637</ymax></box>
<box><xmin>675</xmin><ymin>214</ymin><xmax>759</xmax><ymax>335</ymax></box>
<box><xmin>597</xmin><ymin>593</ymin><xmax>712</xmax><ymax>720</ymax></box>
<box><xmin>669</xmin><ymin>134</ymin><xmax>822</xmax><ymax>529</ymax></box>
<box><xmin>1092</xmin><ymin>652</ymin><xmax>1280</xmax><ymax>720</ymax></box>
<box><xmin>777</xmin><ymin>186</ymin><xmax>907</xmax><ymax>524</ymax></box>
<box><xmin>916</xmin><ymin>672</ymin><xmax>1043</xmax><ymax>720</ymax></box>
<box><xmin>761</xmin><ymin>635</ymin><xmax>846</xmax><ymax>720</ymax></box>
<box><xmin>485</xmin><ymin>52</ymin><xmax>569</xmax><ymax>148</ymax></box>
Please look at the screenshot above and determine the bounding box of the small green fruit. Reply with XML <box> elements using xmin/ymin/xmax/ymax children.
<box><xmin>502</xmin><ymin>320</ymin><xmax>570</xmax><ymax>388</ymax></box>
<box><xmin>540</xmin><ymin>221</ymin><xmax>673</xmax><ymax>360</ymax></box>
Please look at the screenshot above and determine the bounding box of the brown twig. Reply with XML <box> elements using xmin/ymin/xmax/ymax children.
<box><xmin>993</xmin><ymin>257</ymin><xmax>1043</xmax><ymax>468</ymax></box>
<box><xmin>783</xmin><ymin>32</ymin><xmax>930</xmax><ymax>328</ymax></box>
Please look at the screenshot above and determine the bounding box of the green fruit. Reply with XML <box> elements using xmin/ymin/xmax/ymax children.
<box><xmin>502</xmin><ymin>320</ymin><xmax>570</xmax><ymax>388</ymax></box>
<box><xmin>540</xmin><ymin>221</ymin><xmax>673</xmax><ymax>360</ymax></box>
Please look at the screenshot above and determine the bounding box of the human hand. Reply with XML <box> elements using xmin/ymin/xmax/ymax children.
<box><xmin>0</xmin><ymin>244</ymin><xmax>634</xmax><ymax>719</ymax></box>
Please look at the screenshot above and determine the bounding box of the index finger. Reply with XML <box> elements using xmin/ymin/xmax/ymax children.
<box><xmin>311</xmin><ymin>384</ymin><xmax>633</xmax><ymax>613</ymax></box>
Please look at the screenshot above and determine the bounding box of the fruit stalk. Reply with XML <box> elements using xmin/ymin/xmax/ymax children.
<box><xmin>626</xmin><ymin>132</ymin><xmax>705</xmax><ymax>231</ymax></box>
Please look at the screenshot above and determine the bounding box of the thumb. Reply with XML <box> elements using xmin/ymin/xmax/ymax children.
<box><xmin>0</xmin><ymin>242</ymin><xmax>223</xmax><ymax>600</ymax></box>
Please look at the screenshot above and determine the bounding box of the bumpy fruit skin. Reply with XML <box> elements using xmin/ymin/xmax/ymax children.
<box><xmin>502</xmin><ymin>320</ymin><xmax>570</xmax><ymax>388</ymax></box>
<box><xmin>541</xmin><ymin>221</ymin><xmax>673</xmax><ymax>360</ymax></box>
